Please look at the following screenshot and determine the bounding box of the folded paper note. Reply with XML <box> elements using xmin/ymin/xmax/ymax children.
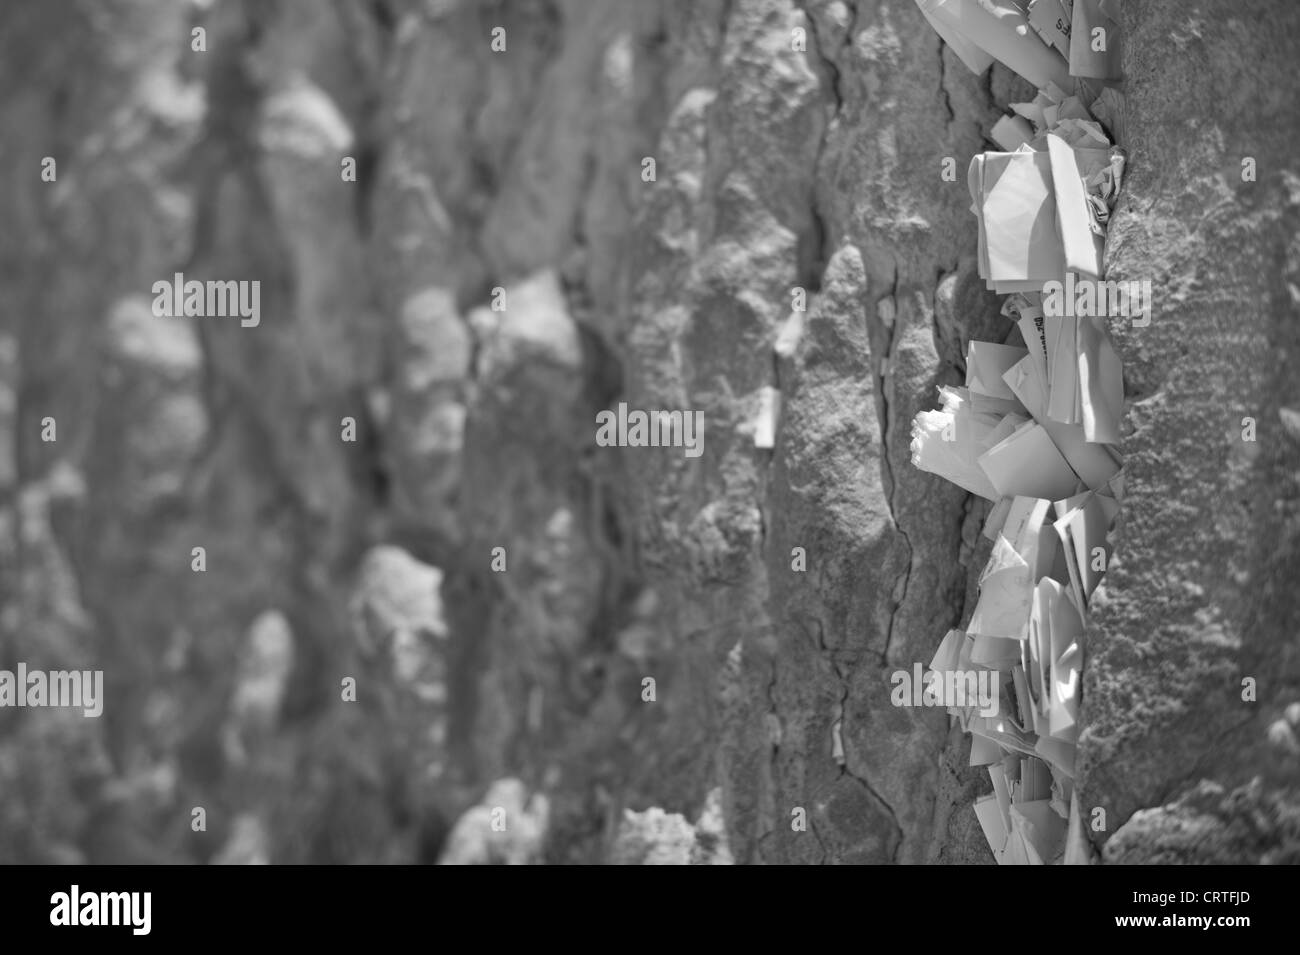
<box><xmin>975</xmin><ymin>793</ymin><xmax>1009</xmax><ymax>861</ymax></box>
<box><xmin>971</xmin><ymin>733</ymin><xmax>1003</xmax><ymax>767</ymax></box>
<box><xmin>1034</xmin><ymin>732</ymin><xmax>1076</xmax><ymax>780</ymax></box>
<box><xmin>914</xmin><ymin>0</ymin><xmax>1072</xmax><ymax>90</ymax></box>
<box><xmin>1064</xmin><ymin>789</ymin><xmax>1092</xmax><ymax>864</ymax></box>
<box><xmin>969</xmin><ymin>496</ymin><xmax>1064</xmax><ymax>646</ymax></box>
<box><xmin>917</xmin><ymin>2</ymin><xmax>995</xmax><ymax>74</ymax></box>
<box><xmin>1002</xmin><ymin>356</ymin><xmax>1122</xmax><ymax>491</ymax></box>
<box><xmin>911</xmin><ymin>386</ymin><xmax>1012</xmax><ymax>501</ymax></box>
<box><xmin>978</xmin><ymin>419</ymin><xmax>1080</xmax><ymax>501</ymax></box>
<box><xmin>1088</xmin><ymin>86</ymin><xmax>1126</xmax><ymax>145</ymax></box>
<box><xmin>929</xmin><ymin>628</ymin><xmax>968</xmax><ymax>674</ymax></box>
<box><xmin>967</xmin><ymin>340</ymin><xmax>1029</xmax><ymax>417</ymax></box>
<box><xmin>1047</xmin><ymin>313</ymin><xmax>1081</xmax><ymax>423</ymax></box>
<box><xmin>1027</xmin><ymin>0</ymin><xmax>1072</xmax><ymax>59</ymax></box>
<box><xmin>991</xmin><ymin>113</ymin><xmax>1035</xmax><ymax>151</ymax></box>
<box><xmin>1069</xmin><ymin>0</ymin><xmax>1122</xmax><ymax>80</ymax></box>
<box><xmin>982</xmin><ymin>495</ymin><xmax>1013</xmax><ymax>541</ymax></box>
<box><xmin>909</xmin><ymin>0</ymin><xmax>1126</xmax><ymax>867</ymax></box>
<box><xmin>1053</xmin><ymin>486</ymin><xmax>1120</xmax><ymax>610</ymax></box>
<box><xmin>1047</xmin><ymin>133</ymin><xmax>1106</xmax><ymax>280</ymax></box>
<box><xmin>1077</xmin><ymin>313</ymin><xmax>1124</xmax><ymax>444</ymax></box>
<box><xmin>967</xmin><ymin>341</ymin><xmax>1028</xmax><ymax>401</ymax></box>
<box><xmin>971</xmin><ymin>150</ymin><xmax>1067</xmax><ymax>292</ymax></box>
<box><xmin>1042</xmin><ymin>578</ymin><xmax>1082</xmax><ymax>741</ymax></box>
<box><xmin>1011</xmin><ymin>799</ymin><xmax>1067</xmax><ymax>864</ymax></box>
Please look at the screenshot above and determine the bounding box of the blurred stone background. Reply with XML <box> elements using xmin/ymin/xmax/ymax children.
<box><xmin>0</xmin><ymin>0</ymin><xmax>1296</xmax><ymax>864</ymax></box>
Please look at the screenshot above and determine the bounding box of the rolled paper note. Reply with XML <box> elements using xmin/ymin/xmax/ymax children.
<box><xmin>910</xmin><ymin>386</ymin><xmax>1004</xmax><ymax>501</ymax></box>
<box><xmin>916</xmin><ymin>0</ymin><xmax>1072</xmax><ymax>92</ymax></box>
<box><xmin>1069</xmin><ymin>0</ymin><xmax>1122</xmax><ymax>79</ymax></box>
<box><xmin>754</xmin><ymin>386</ymin><xmax>780</xmax><ymax>449</ymax></box>
<box><xmin>773</xmin><ymin>311</ymin><xmax>804</xmax><ymax>358</ymax></box>
<box><xmin>1084</xmin><ymin>148</ymin><xmax>1126</xmax><ymax>222</ymax></box>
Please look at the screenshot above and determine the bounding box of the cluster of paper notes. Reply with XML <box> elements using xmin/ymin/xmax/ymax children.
<box><xmin>973</xmin><ymin>85</ymin><xmax>1126</xmax><ymax>294</ymax></box>
<box><xmin>925</xmin><ymin>481</ymin><xmax>1118</xmax><ymax>862</ymax></box>
<box><xmin>911</xmin><ymin>311</ymin><xmax>1122</xmax><ymax>505</ymax></box>
<box><xmin>909</xmin><ymin>0</ymin><xmax>1128</xmax><ymax>864</ymax></box>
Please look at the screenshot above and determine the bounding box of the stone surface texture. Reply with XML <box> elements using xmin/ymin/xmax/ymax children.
<box><xmin>0</xmin><ymin>0</ymin><xmax>1295</xmax><ymax>864</ymax></box>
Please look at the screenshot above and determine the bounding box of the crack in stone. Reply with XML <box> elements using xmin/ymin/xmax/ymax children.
<box><xmin>800</xmin><ymin>4</ymin><xmax>846</xmax><ymax>112</ymax></box>
<box><xmin>936</xmin><ymin>32</ymin><xmax>954</xmax><ymax>128</ymax></box>
<box><xmin>794</xmin><ymin>1</ymin><xmax>843</xmax><ymax>293</ymax></box>
<box><xmin>838</xmin><ymin>677</ymin><xmax>904</xmax><ymax>862</ymax></box>
<box><xmin>807</xmin><ymin>816</ymin><xmax>830</xmax><ymax>863</ymax></box>
<box><xmin>766</xmin><ymin>657</ymin><xmax>780</xmax><ymax>760</ymax></box>
<box><xmin>774</xmin><ymin>0</ymin><xmax>929</xmax><ymax>866</ymax></box>
<box><xmin>876</xmin><ymin>259</ymin><xmax>912</xmax><ymax>668</ymax></box>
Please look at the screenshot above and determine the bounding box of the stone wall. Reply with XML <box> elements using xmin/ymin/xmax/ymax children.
<box><xmin>0</xmin><ymin>0</ymin><xmax>1295</xmax><ymax>864</ymax></box>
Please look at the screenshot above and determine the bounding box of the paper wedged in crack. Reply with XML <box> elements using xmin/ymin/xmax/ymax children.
<box><xmin>909</xmin><ymin>0</ymin><xmax>1127</xmax><ymax>866</ymax></box>
<box><xmin>1069</xmin><ymin>0</ymin><xmax>1122</xmax><ymax>79</ymax></box>
<box><xmin>1027</xmin><ymin>0</ymin><xmax>1072</xmax><ymax>60</ymax></box>
<box><xmin>979</xmin><ymin>420</ymin><xmax>1081</xmax><ymax>500</ymax></box>
<box><xmin>910</xmin><ymin>386</ymin><xmax>1007</xmax><ymax>501</ymax></box>
<box><xmin>913</xmin><ymin>0</ymin><xmax>1071</xmax><ymax>90</ymax></box>
<box><xmin>979</xmin><ymin>150</ymin><xmax>1066</xmax><ymax>288</ymax></box>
